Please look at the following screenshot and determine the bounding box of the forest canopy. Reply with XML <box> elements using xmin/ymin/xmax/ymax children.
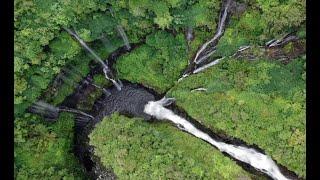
<box><xmin>14</xmin><ymin>0</ymin><xmax>305</xmax><ymax>179</ymax></box>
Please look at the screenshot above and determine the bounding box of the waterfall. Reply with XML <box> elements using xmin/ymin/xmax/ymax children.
<box><xmin>116</xmin><ymin>25</ymin><xmax>131</xmax><ymax>50</ymax></box>
<box><xmin>107</xmin><ymin>7</ymin><xmax>131</xmax><ymax>50</ymax></box>
<box><xmin>83</xmin><ymin>80</ymin><xmax>111</xmax><ymax>96</ymax></box>
<box><xmin>30</xmin><ymin>101</ymin><xmax>94</xmax><ymax>120</ymax></box>
<box><xmin>63</xmin><ymin>27</ymin><xmax>122</xmax><ymax>91</ymax></box>
<box><xmin>144</xmin><ymin>98</ymin><xmax>290</xmax><ymax>180</ymax></box>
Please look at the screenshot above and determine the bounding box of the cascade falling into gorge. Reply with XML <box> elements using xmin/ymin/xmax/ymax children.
<box><xmin>63</xmin><ymin>27</ymin><xmax>123</xmax><ymax>91</ymax></box>
<box><xmin>144</xmin><ymin>97</ymin><xmax>291</xmax><ymax>180</ymax></box>
<box><xmin>29</xmin><ymin>101</ymin><xmax>94</xmax><ymax>121</ymax></box>
<box><xmin>116</xmin><ymin>25</ymin><xmax>131</xmax><ymax>51</ymax></box>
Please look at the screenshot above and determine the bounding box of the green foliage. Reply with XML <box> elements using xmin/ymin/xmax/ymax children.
<box><xmin>256</xmin><ymin>0</ymin><xmax>306</xmax><ymax>35</ymax></box>
<box><xmin>93</xmin><ymin>74</ymin><xmax>111</xmax><ymax>87</ymax></box>
<box><xmin>152</xmin><ymin>1</ymin><xmax>174</xmax><ymax>29</ymax></box>
<box><xmin>42</xmin><ymin>52</ymin><xmax>91</xmax><ymax>106</ymax></box>
<box><xmin>89</xmin><ymin>113</ymin><xmax>256</xmax><ymax>179</ymax></box>
<box><xmin>14</xmin><ymin>0</ymin><xmax>106</xmax><ymax>116</ymax></box>
<box><xmin>215</xmin><ymin>0</ymin><xmax>305</xmax><ymax>57</ymax></box>
<box><xmin>14</xmin><ymin>113</ymin><xmax>85</xmax><ymax>179</ymax></box>
<box><xmin>297</xmin><ymin>26</ymin><xmax>306</xmax><ymax>39</ymax></box>
<box><xmin>13</xmin><ymin>0</ymin><xmax>221</xmax><ymax>115</ymax></box>
<box><xmin>115</xmin><ymin>31</ymin><xmax>188</xmax><ymax>93</ymax></box>
<box><xmin>215</xmin><ymin>9</ymin><xmax>268</xmax><ymax>56</ymax></box>
<box><xmin>171</xmin><ymin>0</ymin><xmax>220</xmax><ymax>29</ymax></box>
<box><xmin>49</xmin><ymin>32</ymin><xmax>82</xmax><ymax>59</ymax></box>
<box><xmin>73</xmin><ymin>12</ymin><xmax>117</xmax><ymax>42</ymax></box>
<box><xmin>14</xmin><ymin>4</ymin><xmax>130</xmax><ymax>178</ymax></box>
<box><xmin>168</xmin><ymin>57</ymin><xmax>306</xmax><ymax>177</ymax></box>
<box><xmin>76</xmin><ymin>74</ymin><xmax>112</xmax><ymax>111</ymax></box>
<box><xmin>15</xmin><ymin>0</ymin><xmax>306</xmax><ymax>179</ymax></box>
<box><xmin>108</xmin><ymin>0</ymin><xmax>220</xmax><ymax>31</ymax></box>
<box><xmin>15</xmin><ymin>8</ymin><xmax>129</xmax><ymax>115</ymax></box>
<box><xmin>107</xmin><ymin>8</ymin><xmax>155</xmax><ymax>43</ymax></box>
<box><xmin>42</xmin><ymin>36</ymin><xmax>120</xmax><ymax>107</ymax></box>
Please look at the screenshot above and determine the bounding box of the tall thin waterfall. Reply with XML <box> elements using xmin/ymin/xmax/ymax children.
<box><xmin>144</xmin><ymin>98</ymin><xmax>290</xmax><ymax>180</ymax></box>
<box><xmin>30</xmin><ymin>101</ymin><xmax>94</xmax><ymax>120</ymax></box>
<box><xmin>116</xmin><ymin>25</ymin><xmax>131</xmax><ymax>51</ymax></box>
<box><xmin>63</xmin><ymin>27</ymin><xmax>122</xmax><ymax>91</ymax></box>
<box><xmin>108</xmin><ymin>7</ymin><xmax>131</xmax><ymax>51</ymax></box>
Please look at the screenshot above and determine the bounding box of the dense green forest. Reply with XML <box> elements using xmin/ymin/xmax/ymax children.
<box><xmin>14</xmin><ymin>0</ymin><xmax>305</xmax><ymax>179</ymax></box>
<box><xmin>90</xmin><ymin>113</ymin><xmax>256</xmax><ymax>179</ymax></box>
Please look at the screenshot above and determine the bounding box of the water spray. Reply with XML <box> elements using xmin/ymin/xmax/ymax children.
<box><xmin>29</xmin><ymin>101</ymin><xmax>94</xmax><ymax>120</ymax></box>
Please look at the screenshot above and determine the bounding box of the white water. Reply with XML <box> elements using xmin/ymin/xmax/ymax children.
<box><xmin>102</xmin><ymin>68</ymin><xmax>122</xmax><ymax>91</ymax></box>
<box><xmin>31</xmin><ymin>101</ymin><xmax>59</xmax><ymax>116</ymax></box>
<box><xmin>193</xmin><ymin>57</ymin><xmax>224</xmax><ymax>74</ymax></box>
<box><xmin>59</xmin><ymin>107</ymin><xmax>95</xmax><ymax>120</ymax></box>
<box><xmin>116</xmin><ymin>25</ymin><xmax>131</xmax><ymax>50</ymax></box>
<box><xmin>64</xmin><ymin>28</ymin><xmax>122</xmax><ymax>90</ymax></box>
<box><xmin>178</xmin><ymin>74</ymin><xmax>189</xmax><ymax>82</ymax></box>
<box><xmin>31</xmin><ymin>101</ymin><xmax>94</xmax><ymax>120</ymax></box>
<box><xmin>107</xmin><ymin>8</ymin><xmax>131</xmax><ymax>51</ymax></box>
<box><xmin>191</xmin><ymin>88</ymin><xmax>207</xmax><ymax>92</ymax></box>
<box><xmin>64</xmin><ymin>28</ymin><xmax>108</xmax><ymax>68</ymax></box>
<box><xmin>144</xmin><ymin>98</ymin><xmax>290</xmax><ymax>180</ymax></box>
<box><xmin>193</xmin><ymin>0</ymin><xmax>231</xmax><ymax>64</ymax></box>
